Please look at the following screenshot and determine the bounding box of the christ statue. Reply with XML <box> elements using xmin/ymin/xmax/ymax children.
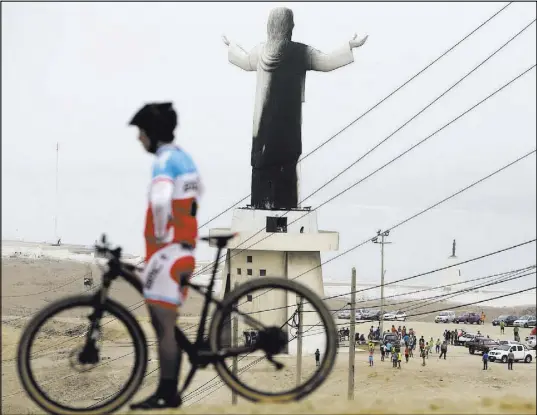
<box><xmin>223</xmin><ymin>7</ymin><xmax>368</xmax><ymax>210</ymax></box>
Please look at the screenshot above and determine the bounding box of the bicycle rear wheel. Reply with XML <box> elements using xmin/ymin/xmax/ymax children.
<box><xmin>17</xmin><ymin>294</ymin><xmax>148</xmax><ymax>415</ymax></box>
<box><xmin>208</xmin><ymin>277</ymin><xmax>337</xmax><ymax>403</ymax></box>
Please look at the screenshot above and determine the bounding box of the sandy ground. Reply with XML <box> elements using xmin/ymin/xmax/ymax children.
<box><xmin>1</xmin><ymin>257</ymin><xmax>536</xmax><ymax>414</ymax></box>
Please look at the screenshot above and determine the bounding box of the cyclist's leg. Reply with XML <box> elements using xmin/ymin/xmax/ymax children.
<box><xmin>131</xmin><ymin>244</ymin><xmax>194</xmax><ymax>410</ymax></box>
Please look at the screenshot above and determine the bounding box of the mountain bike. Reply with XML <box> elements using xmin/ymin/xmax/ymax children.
<box><xmin>17</xmin><ymin>233</ymin><xmax>337</xmax><ymax>414</ymax></box>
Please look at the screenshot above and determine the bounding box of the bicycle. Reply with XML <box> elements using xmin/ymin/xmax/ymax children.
<box><xmin>17</xmin><ymin>233</ymin><xmax>337</xmax><ymax>414</ymax></box>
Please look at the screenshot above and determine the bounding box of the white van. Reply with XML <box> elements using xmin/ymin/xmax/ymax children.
<box><xmin>435</xmin><ymin>310</ymin><xmax>456</xmax><ymax>323</ymax></box>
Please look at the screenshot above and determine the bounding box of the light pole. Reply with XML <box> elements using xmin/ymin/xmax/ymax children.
<box><xmin>372</xmin><ymin>229</ymin><xmax>392</xmax><ymax>335</ymax></box>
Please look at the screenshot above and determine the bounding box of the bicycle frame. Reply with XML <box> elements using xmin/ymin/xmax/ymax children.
<box><xmin>90</xmin><ymin>235</ymin><xmax>272</xmax><ymax>395</ymax></box>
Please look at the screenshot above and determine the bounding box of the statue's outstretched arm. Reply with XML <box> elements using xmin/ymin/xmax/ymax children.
<box><xmin>222</xmin><ymin>35</ymin><xmax>258</xmax><ymax>71</ymax></box>
<box><xmin>308</xmin><ymin>34</ymin><xmax>368</xmax><ymax>72</ymax></box>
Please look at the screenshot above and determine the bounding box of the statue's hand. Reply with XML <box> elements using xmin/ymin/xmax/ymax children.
<box><xmin>349</xmin><ymin>33</ymin><xmax>368</xmax><ymax>48</ymax></box>
<box><xmin>222</xmin><ymin>35</ymin><xmax>230</xmax><ymax>47</ymax></box>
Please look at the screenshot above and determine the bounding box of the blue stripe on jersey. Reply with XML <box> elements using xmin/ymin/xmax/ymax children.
<box><xmin>152</xmin><ymin>145</ymin><xmax>197</xmax><ymax>180</ymax></box>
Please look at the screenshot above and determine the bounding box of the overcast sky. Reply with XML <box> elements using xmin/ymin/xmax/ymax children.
<box><xmin>2</xmin><ymin>2</ymin><xmax>536</xmax><ymax>289</ymax></box>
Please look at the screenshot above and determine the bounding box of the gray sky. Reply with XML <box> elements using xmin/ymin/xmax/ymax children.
<box><xmin>2</xmin><ymin>2</ymin><xmax>536</xmax><ymax>289</ymax></box>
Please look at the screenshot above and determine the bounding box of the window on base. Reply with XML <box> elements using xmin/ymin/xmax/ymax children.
<box><xmin>260</xmin><ymin>269</ymin><xmax>266</xmax><ymax>276</ymax></box>
<box><xmin>237</xmin><ymin>268</ymin><xmax>241</xmax><ymax>275</ymax></box>
<box><xmin>266</xmin><ymin>217</ymin><xmax>288</xmax><ymax>233</ymax></box>
<box><xmin>247</xmin><ymin>255</ymin><xmax>252</xmax><ymax>263</ymax></box>
<box><xmin>247</xmin><ymin>269</ymin><xmax>253</xmax><ymax>276</ymax></box>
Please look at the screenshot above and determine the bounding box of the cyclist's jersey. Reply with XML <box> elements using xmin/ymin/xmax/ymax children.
<box><xmin>144</xmin><ymin>144</ymin><xmax>202</xmax><ymax>260</ymax></box>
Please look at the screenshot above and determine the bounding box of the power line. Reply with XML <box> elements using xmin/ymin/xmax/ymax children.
<box><xmin>184</xmin><ymin>265</ymin><xmax>536</xmax><ymax>403</ymax></box>
<box><xmin>189</xmin><ymin>284</ymin><xmax>535</xmax><ymax>404</ymax></box>
<box><xmin>406</xmin><ymin>286</ymin><xmax>536</xmax><ymax>319</ymax></box>
<box><xmin>1</xmin><ymin>272</ymin><xmax>91</xmax><ymax>298</ymax></box>
<box><xmin>196</xmin><ymin>2</ymin><xmax>513</xmax><ymax>231</ymax></box>
<box><xmin>234</xmin><ymin>138</ymin><xmax>536</xmax><ymax>308</ymax></box>
<box><xmin>193</xmin><ymin>61</ymin><xmax>536</xmax><ymax>281</ymax></box>
<box><xmin>231</xmin><ymin>264</ymin><xmax>535</xmax><ymax>317</ymax></box>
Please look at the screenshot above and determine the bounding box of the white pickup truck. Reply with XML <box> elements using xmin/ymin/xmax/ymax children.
<box><xmin>488</xmin><ymin>344</ymin><xmax>535</xmax><ymax>363</ymax></box>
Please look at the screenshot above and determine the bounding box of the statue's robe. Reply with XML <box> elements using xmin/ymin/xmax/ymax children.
<box><xmin>228</xmin><ymin>42</ymin><xmax>354</xmax><ymax>210</ymax></box>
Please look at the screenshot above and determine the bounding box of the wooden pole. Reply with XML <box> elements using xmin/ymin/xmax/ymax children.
<box><xmin>296</xmin><ymin>295</ymin><xmax>303</xmax><ymax>387</ymax></box>
<box><xmin>348</xmin><ymin>267</ymin><xmax>357</xmax><ymax>400</ymax></box>
<box><xmin>232</xmin><ymin>282</ymin><xmax>239</xmax><ymax>405</ymax></box>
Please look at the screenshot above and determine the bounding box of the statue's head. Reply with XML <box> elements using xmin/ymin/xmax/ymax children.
<box><xmin>267</xmin><ymin>7</ymin><xmax>294</xmax><ymax>41</ymax></box>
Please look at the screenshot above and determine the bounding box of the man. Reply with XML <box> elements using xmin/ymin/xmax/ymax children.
<box><xmin>315</xmin><ymin>348</ymin><xmax>321</xmax><ymax>367</ymax></box>
<box><xmin>513</xmin><ymin>326</ymin><xmax>520</xmax><ymax>342</ymax></box>
<box><xmin>481</xmin><ymin>311</ymin><xmax>486</xmax><ymax>325</ymax></box>
<box><xmin>419</xmin><ymin>336</ymin><xmax>425</xmax><ymax>351</ymax></box>
<box><xmin>507</xmin><ymin>349</ymin><xmax>515</xmax><ymax>370</ymax></box>
<box><xmin>482</xmin><ymin>350</ymin><xmax>489</xmax><ymax>370</ymax></box>
<box><xmin>500</xmin><ymin>320</ymin><xmax>505</xmax><ymax>334</ymax></box>
<box><xmin>129</xmin><ymin>103</ymin><xmax>203</xmax><ymax>410</ymax></box>
<box><xmin>420</xmin><ymin>347</ymin><xmax>427</xmax><ymax>366</ymax></box>
<box><xmin>439</xmin><ymin>340</ymin><xmax>448</xmax><ymax>360</ymax></box>
<box><xmin>380</xmin><ymin>343</ymin><xmax>386</xmax><ymax>362</ymax></box>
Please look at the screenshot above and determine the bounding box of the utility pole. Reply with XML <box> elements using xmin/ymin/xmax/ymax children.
<box><xmin>347</xmin><ymin>267</ymin><xmax>356</xmax><ymax>400</ymax></box>
<box><xmin>296</xmin><ymin>295</ymin><xmax>303</xmax><ymax>387</ymax></box>
<box><xmin>232</xmin><ymin>282</ymin><xmax>239</xmax><ymax>405</ymax></box>
<box><xmin>372</xmin><ymin>230</ymin><xmax>392</xmax><ymax>335</ymax></box>
<box><xmin>54</xmin><ymin>142</ymin><xmax>60</xmax><ymax>244</ymax></box>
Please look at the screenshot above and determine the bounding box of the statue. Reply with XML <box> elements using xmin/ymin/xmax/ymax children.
<box><xmin>450</xmin><ymin>239</ymin><xmax>457</xmax><ymax>258</ymax></box>
<box><xmin>223</xmin><ymin>7</ymin><xmax>368</xmax><ymax>210</ymax></box>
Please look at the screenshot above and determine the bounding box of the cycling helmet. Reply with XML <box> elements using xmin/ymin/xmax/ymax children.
<box><xmin>129</xmin><ymin>102</ymin><xmax>178</xmax><ymax>153</ymax></box>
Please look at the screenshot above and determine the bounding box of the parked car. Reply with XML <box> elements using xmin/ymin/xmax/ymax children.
<box><xmin>435</xmin><ymin>310</ymin><xmax>456</xmax><ymax>323</ymax></box>
<box><xmin>364</xmin><ymin>310</ymin><xmax>381</xmax><ymax>321</ymax></box>
<box><xmin>498</xmin><ymin>340</ymin><xmax>522</xmax><ymax>347</ymax></box>
<box><xmin>337</xmin><ymin>310</ymin><xmax>351</xmax><ymax>319</ymax></box>
<box><xmin>454</xmin><ymin>312</ymin><xmax>482</xmax><ymax>324</ymax></box>
<box><xmin>514</xmin><ymin>315</ymin><xmax>536</xmax><ymax>328</ymax></box>
<box><xmin>468</xmin><ymin>338</ymin><xmax>499</xmax><ymax>355</ymax></box>
<box><xmin>382</xmin><ymin>332</ymin><xmax>399</xmax><ymax>345</ymax></box>
<box><xmin>460</xmin><ymin>333</ymin><xmax>483</xmax><ymax>347</ymax></box>
<box><xmin>526</xmin><ymin>317</ymin><xmax>536</xmax><ymax>328</ymax></box>
<box><xmin>503</xmin><ymin>315</ymin><xmax>519</xmax><ymax>327</ymax></box>
<box><xmin>456</xmin><ymin>332</ymin><xmax>476</xmax><ymax>346</ymax></box>
<box><xmin>488</xmin><ymin>344</ymin><xmax>535</xmax><ymax>363</ymax></box>
<box><xmin>492</xmin><ymin>315</ymin><xmax>509</xmax><ymax>326</ymax></box>
<box><xmin>525</xmin><ymin>335</ymin><xmax>536</xmax><ymax>350</ymax></box>
<box><xmin>383</xmin><ymin>310</ymin><xmax>407</xmax><ymax>321</ymax></box>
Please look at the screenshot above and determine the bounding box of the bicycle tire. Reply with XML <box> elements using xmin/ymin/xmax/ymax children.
<box><xmin>209</xmin><ymin>277</ymin><xmax>337</xmax><ymax>402</ymax></box>
<box><xmin>17</xmin><ymin>294</ymin><xmax>148</xmax><ymax>415</ymax></box>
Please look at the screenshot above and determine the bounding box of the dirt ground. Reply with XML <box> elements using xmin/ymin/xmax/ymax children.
<box><xmin>1</xmin><ymin>257</ymin><xmax>536</xmax><ymax>414</ymax></box>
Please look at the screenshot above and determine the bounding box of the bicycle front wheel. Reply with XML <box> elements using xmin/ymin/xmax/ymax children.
<box><xmin>17</xmin><ymin>294</ymin><xmax>148</xmax><ymax>415</ymax></box>
<box><xmin>208</xmin><ymin>277</ymin><xmax>337</xmax><ymax>403</ymax></box>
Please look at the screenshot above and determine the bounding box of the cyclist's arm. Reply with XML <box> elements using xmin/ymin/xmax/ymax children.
<box><xmin>150</xmin><ymin>180</ymin><xmax>174</xmax><ymax>240</ymax></box>
<box><xmin>150</xmin><ymin>152</ymin><xmax>177</xmax><ymax>241</ymax></box>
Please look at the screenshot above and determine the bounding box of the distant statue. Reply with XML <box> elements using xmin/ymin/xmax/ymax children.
<box><xmin>223</xmin><ymin>7</ymin><xmax>368</xmax><ymax>210</ymax></box>
<box><xmin>450</xmin><ymin>239</ymin><xmax>457</xmax><ymax>258</ymax></box>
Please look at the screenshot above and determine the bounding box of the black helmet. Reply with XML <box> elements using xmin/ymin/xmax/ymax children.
<box><xmin>129</xmin><ymin>102</ymin><xmax>178</xmax><ymax>153</ymax></box>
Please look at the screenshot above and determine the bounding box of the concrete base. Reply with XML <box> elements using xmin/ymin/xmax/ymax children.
<box><xmin>210</xmin><ymin>207</ymin><xmax>338</xmax><ymax>356</ymax></box>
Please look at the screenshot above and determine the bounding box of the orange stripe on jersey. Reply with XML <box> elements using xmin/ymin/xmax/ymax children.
<box><xmin>170</xmin><ymin>255</ymin><xmax>195</xmax><ymax>301</ymax></box>
<box><xmin>145</xmin><ymin>298</ymin><xmax>178</xmax><ymax>310</ymax></box>
<box><xmin>144</xmin><ymin>198</ymin><xmax>198</xmax><ymax>260</ymax></box>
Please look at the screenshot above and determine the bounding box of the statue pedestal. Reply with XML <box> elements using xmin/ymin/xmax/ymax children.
<box><xmin>442</xmin><ymin>256</ymin><xmax>461</xmax><ymax>292</ymax></box>
<box><xmin>209</xmin><ymin>207</ymin><xmax>338</xmax><ymax>356</ymax></box>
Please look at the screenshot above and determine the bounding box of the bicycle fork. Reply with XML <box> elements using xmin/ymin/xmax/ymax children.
<box><xmin>77</xmin><ymin>284</ymin><xmax>111</xmax><ymax>366</ymax></box>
